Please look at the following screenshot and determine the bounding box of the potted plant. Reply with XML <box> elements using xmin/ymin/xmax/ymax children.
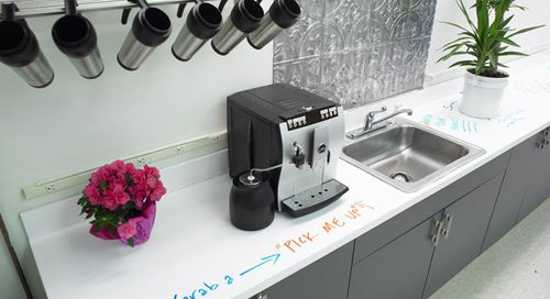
<box><xmin>78</xmin><ymin>160</ymin><xmax>167</xmax><ymax>247</ymax></box>
<box><xmin>439</xmin><ymin>0</ymin><xmax>544</xmax><ymax>119</ymax></box>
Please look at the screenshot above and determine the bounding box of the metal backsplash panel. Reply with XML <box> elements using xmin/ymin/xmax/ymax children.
<box><xmin>274</xmin><ymin>0</ymin><xmax>437</xmax><ymax>109</ymax></box>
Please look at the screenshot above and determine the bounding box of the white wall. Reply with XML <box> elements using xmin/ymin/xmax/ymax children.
<box><xmin>0</xmin><ymin>2</ymin><xmax>272</xmax><ymax>298</ymax></box>
<box><xmin>426</xmin><ymin>0</ymin><xmax>550</xmax><ymax>80</ymax></box>
<box><xmin>2</xmin><ymin>0</ymin><xmax>549</xmax><ymax>298</ymax></box>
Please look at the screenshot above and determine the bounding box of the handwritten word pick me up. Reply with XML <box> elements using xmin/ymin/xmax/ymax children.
<box><xmin>277</xmin><ymin>201</ymin><xmax>374</xmax><ymax>254</ymax></box>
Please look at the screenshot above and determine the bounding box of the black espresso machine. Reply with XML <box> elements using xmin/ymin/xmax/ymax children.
<box><xmin>227</xmin><ymin>84</ymin><xmax>349</xmax><ymax>218</ymax></box>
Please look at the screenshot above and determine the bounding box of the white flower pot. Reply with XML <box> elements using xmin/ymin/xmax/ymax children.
<box><xmin>459</xmin><ymin>70</ymin><xmax>509</xmax><ymax>119</ymax></box>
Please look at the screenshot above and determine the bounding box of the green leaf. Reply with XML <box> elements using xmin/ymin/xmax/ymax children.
<box><xmin>449</xmin><ymin>60</ymin><xmax>477</xmax><ymax>68</ymax></box>
<box><xmin>499</xmin><ymin>51</ymin><xmax>528</xmax><ymax>56</ymax></box>
<box><xmin>506</xmin><ymin>25</ymin><xmax>546</xmax><ymax>39</ymax></box>
<box><xmin>128</xmin><ymin>238</ymin><xmax>135</xmax><ymax>247</ymax></box>
<box><xmin>441</xmin><ymin>36</ymin><xmax>472</xmax><ymax>49</ymax></box>
<box><xmin>500</xmin><ymin>38</ymin><xmax>520</xmax><ymax>47</ymax></box>
<box><xmin>440</xmin><ymin>0</ymin><xmax>543</xmax><ymax>73</ymax></box>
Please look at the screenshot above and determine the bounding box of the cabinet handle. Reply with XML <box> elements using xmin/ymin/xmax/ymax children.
<box><xmin>442</xmin><ymin>213</ymin><xmax>453</xmax><ymax>239</ymax></box>
<box><xmin>537</xmin><ymin>130</ymin><xmax>550</xmax><ymax>150</ymax></box>
<box><xmin>430</xmin><ymin>218</ymin><xmax>442</xmax><ymax>247</ymax></box>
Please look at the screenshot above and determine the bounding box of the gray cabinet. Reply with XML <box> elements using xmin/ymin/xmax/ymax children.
<box><xmin>348</xmin><ymin>175</ymin><xmax>503</xmax><ymax>299</ymax></box>
<box><xmin>251</xmin><ymin>242</ymin><xmax>354</xmax><ymax>299</ymax></box>
<box><xmin>352</xmin><ymin>152</ymin><xmax>509</xmax><ymax>264</ymax></box>
<box><xmin>518</xmin><ymin>128</ymin><xmax>550</xmax><ymax>220</ymax></box>
<box><xmin>348</xmin><ymin>219</ymin><xmax>435</xmax><ymax>299</ymax></box>
<box><xmin>423</xmin><ymin>175</ymin><xmax>503</xmax><ymax>297</ymax></box>
<box><xmin>253</xmin><ymin>129</ymin><xmax>550</xmax><ymax>299</ymax></box>
<box><xmin>483</xmin><ymin>135</ymin><xmax>536</xmax><ymax>250</ymax></box>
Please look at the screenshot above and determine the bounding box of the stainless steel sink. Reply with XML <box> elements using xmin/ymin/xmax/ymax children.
<box><xmin>342</xmin><ymin>119</ymin><xmax>485</xmax><ymax>192</ymax></box>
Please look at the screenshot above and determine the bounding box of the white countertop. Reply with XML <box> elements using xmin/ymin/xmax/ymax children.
<box><xmin>22</xmin><ymin>54</ymin><xmax>550</xmax><ymax>299</ymax></box>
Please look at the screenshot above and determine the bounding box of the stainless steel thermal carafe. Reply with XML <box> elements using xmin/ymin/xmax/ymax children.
<box><xmin>172</xmin><ymin>2</ymin><xmax>222</xmax><ymax>61</ymax></box>
<box><xmin>0</xmin><ymin>18</ymin><xmax>54</xmax><ymax>88</ymax></box>
<box><xmin>117</xmin><ymin>7</ymin><xmax>171</xmax><ymax>71</ymax></box>
<box><xmin>52</xmin><ymin>13</ymin><xmax>104</xmax><ymax>79</ymax></box>
<box><xmin>211</xmin><ymin>0</ymin><xmax>264</xmax><ymax>55</ymax></box>
<box><xmin>248</xmin><ymin>0</ymin><xmax>301</xmax><ymax>49</ymax></box>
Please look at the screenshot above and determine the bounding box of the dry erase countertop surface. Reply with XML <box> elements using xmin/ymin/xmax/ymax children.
<box><xmin>22</xmin><ymin>53</ymin><xmax>550</xmax><ymax>299</ymax></box>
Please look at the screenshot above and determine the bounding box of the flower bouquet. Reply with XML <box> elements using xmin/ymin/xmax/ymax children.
<box><xmin>78</xmin><ymin>160</ymin><xmax>167</xmax><ymax>247</ymax></box>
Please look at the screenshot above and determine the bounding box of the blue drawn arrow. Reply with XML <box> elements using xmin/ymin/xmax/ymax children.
<box><xmin>239</xmin><ymin>253</ymin><xmax>281</xmax><ymax>277</ymax></box>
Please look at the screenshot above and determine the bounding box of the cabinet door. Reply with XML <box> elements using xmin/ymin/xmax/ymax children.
<box><xmin>519</xmin><ymin>129</ymin><xmax>550</xmax><ymax>220</ymax></box>
<box><xmin>348</xmin><ymin>218</ymin><xmax>435</xmax><ymax>299</ymax></box>
<box><xmin>483</xmin><ymin>136</ymin><xmax>535</xmax><ymax>250</ymax></box>
<box><xmin>0</xmin><ymin>216</ymin><xmax>27</xmax><ymax>299</ymax></box>
<box><xmin>423</xmin><ymin>176</ymin><xmax>502</xmax><ymax>297</ymax></box>
<box><xmin>252</xmin><ymin>242</ymin><xmax>354</xmax><ymax>299</ymax></box>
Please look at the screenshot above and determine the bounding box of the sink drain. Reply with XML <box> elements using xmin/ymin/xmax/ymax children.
<box><xmin>390</xmin><ymin>172</ymin><xmax>411</xmax><ymax>183</ymax></box>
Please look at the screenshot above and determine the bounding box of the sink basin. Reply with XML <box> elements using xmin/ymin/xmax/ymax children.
<box><xmin>342</xmin><ymin>119</ymin><xmax>485</xmax><ymax>192</ymax></box>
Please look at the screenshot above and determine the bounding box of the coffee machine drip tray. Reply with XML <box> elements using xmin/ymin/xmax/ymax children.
<box><xmin>282</xmin><ymin>179</ymin><xmax>349</xmax><ymax>217</ymax></box>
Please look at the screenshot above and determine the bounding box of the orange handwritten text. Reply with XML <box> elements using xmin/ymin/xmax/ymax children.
<box><xmin>322</xmin><ymin>217</ymin><xmax>346</xmax><ymax>234</ymax></box>
<box><xmin>279</xmin><ymin>232</ymin><xmax>319</xmax><ymax>253</ymax></box>
<box><xmin>275</xmin><ymin>201</ymin><xmax>375</xmax><ymax>254</ymax></box>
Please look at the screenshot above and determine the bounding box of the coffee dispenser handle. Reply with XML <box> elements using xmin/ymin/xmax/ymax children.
<box><xmin>292</xmin><ymin>142</ymin><xmax>306</xmax><ymax>168</ymax></box>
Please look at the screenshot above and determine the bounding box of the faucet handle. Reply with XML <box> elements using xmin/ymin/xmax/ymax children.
<box><xmin>369</xmin><ymin>106</ymin><xmax>387</xmax><ymax>117</ymax></box>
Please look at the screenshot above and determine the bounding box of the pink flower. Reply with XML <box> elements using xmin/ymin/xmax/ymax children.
<box><xmin>84</xmin><ymin>184</ymin><xmax>100</xmax><ymax>205</ymax></box>
<box><xmin>146</xmin><ymin>176</ymin><xmax>158</xmax><ymax>189</ymax></box>
<box><xmin>149</xmin><ymin>185</ymin><xmax>167</xmax><ymax>202</ymax></box>
<box><xmin>103</xmin><ymin>197</ymin><xmax>117</xmax><ymax>211</ymax></box>
<box><xmin>81</xmin><ymin>162</ymin><xmax>164</xmax><ymax>223</ymax></box>
<box><xmin>117</xmin><ymin>221</ymin><xmax>137</xmax><ymax>241</ymax></box>
<box><xmin>110</xmin><ymin>183</ymin><xmax>130</xmax><ymax>205</ymax></box>
<box><xmin>143</xmin><ymin>165</ymin><xmax>159</xmax><ymax>178</ymax></box>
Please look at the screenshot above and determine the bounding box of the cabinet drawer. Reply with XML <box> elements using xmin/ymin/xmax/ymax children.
<box><xmin>353</xmin><ymin>152</ymin><xmax>510</xmax><ymax>264</ymax></box>
<box><xmin>252</xmin><ymin>242</ymin><xmax>354</xmax><ymax>299</ymax></box>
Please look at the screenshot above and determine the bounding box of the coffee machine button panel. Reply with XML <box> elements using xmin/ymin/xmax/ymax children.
<box><xmin>285</xmin><ymin>106</ymin><xmax>339</xmax><ymax>131</ymax></box>
<box><xmin>286</xmin><ymin>116</ymin><xmax>307</xmax><ymax>130</ymax></box>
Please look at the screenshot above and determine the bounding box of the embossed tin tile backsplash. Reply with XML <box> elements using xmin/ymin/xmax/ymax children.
<box><xmin>274</xmin><ymin>0</ymin><xmax>437</xmax><ymax>109</ymax></box>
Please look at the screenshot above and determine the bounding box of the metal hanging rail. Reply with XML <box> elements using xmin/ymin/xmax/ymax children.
<box><xmin>1</xmin><ymin>0</ymin><xmax>213</xmax><ymax>19</ymax></box>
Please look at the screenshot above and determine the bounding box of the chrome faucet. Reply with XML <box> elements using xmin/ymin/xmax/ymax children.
<box><xmin>347</xmin><ymin>106</ymin><xmax>414</xmax><ymax>139</ymax></box>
